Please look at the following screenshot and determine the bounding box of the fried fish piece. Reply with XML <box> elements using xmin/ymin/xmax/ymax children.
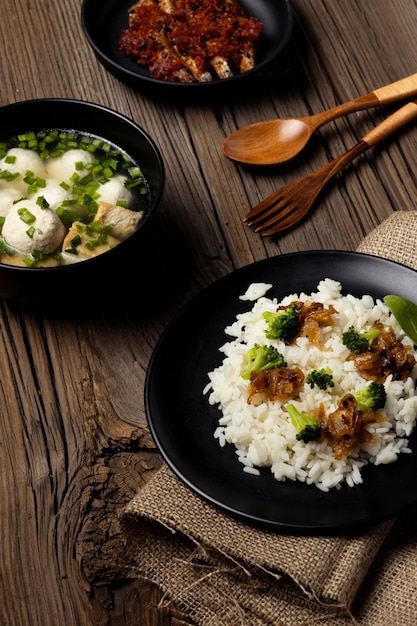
<box><xmin>60</xmin><ymin>221</ymin><xmax>120</xmax><ymax>263</ymax></box>
<box><xmin>95</xmin><ymin>201</ymin><xmax>144</xmax><ymax>241</ymax></box>
<box><xmin>209</xmin><ymin>56</ymin><xmax>233</xmax><ymax>79</ymax></box>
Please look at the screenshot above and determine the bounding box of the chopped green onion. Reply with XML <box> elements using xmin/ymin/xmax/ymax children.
<box><xmin>36</xmin><ymin>196</ymin><xmax>49</xmax><ymax>209</ymax></box>
<box><xmin>0</xmin><ymin>170</ymin><xmax>20</xmax><ymax>182</ymax></box>
<box><xmin>70</xmin><ymin>235</ymin><xmax>82</xmax><ymax>248</ymax></box>
<box><xmin>18</xmin><ymin>207</ymin><xmax>36</xmax><ymax>224</ymax></box>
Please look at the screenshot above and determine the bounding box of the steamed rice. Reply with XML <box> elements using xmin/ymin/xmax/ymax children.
<box><xmin>203</xmin><ymin>279</ymin><xmax>417</xmax><ymax>491</ymax></box>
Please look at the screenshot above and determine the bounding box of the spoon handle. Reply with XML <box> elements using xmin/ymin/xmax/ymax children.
<box><xmin>317</xmin><ymin>99</ymin><xmax>417</xmax><ymax>180</ymax></box>
<box><xmin>312</xmin><ymin>73</ymin><xmax>417</xmax><ymax>127</ymax></box>
<box><xmin>372</xmin><ymin>73</ymin><xmax>417</xmax><ymax>104</ymax></box>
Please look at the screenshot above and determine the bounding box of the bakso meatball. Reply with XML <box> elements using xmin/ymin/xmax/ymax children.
<box><xmin>0</xmin><ymin>188</ymin><xmax>21</xmax><ymax>217</ymax></box>
<box><xmin>39</xmin><ymin>179</ymin><xmax>71</xmax><ymax>212</ymax></box>
<box><xmin>2</xmin><ymin>199</ymin><xmax>66</xmax><ymax>255</ymax></box>
<box><xmin>0</xmin><ymin>148</ymin><xmax>46</xmax><ymax>194</ymax></box>
<box><xmin>46</xmin><ymin>149</ymin><xmax>95</xmax><ymax>184</ymax></box>
<box><xmin>97</xmin><ymin>174</ymin><xmax>133</xmax><ymax>206</ymax></box>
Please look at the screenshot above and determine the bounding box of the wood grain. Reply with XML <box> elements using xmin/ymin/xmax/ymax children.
<box><xmin>1</xmin><ymin>0</ymin><xmax>417</xmax><ymax>624</ymax></box>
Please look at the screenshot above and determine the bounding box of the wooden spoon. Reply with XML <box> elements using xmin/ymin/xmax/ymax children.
<box><xmin>222</xmin><ymin>73</ymin><xmax>417</xmax><ymax>167</ymax></box>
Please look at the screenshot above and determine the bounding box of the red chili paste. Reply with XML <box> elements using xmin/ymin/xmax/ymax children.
<box><xmin>118</xmin><ymin>0</ymin><xmax>263</xmax><ymax>82</ymax></box>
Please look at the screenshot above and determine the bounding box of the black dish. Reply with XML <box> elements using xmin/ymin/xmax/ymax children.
<box><xmin>0</xmin><ymin>98</ymin><xmax>164</xmax><ymax>305</ymax></box>
<box><xmin>145</xmin><ymin>251</ymin><xmax>417</xmax><ymax>532</ymax></box>
<box><xmin>81</xmin><ymin>0</ymin><xmax>294</xmax><ymax>101</ymax></box>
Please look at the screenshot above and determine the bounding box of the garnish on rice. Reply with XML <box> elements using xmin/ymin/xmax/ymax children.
<box><xmin>247</xmin><ymin>366</ymin><xmax>305</xmax><ymax>405</ymax></box>
<box><xmin>205</xmin><ymin>279</ymin><xmax>417</xmax><ymax>491</ymax></box>
<box><xmin>344</xmin><ymin>321</ymin><xmax>416</xmax><ymax>382</ymax></box>
<box><xmin>263</xmin><ymin>300</ymin><xmax>338</xmax><ymax>348</ymax></box>
<box><xmin>319</xmin><ymin>388</ymin><xmax>387</xmax><ymax>460</ymax></box>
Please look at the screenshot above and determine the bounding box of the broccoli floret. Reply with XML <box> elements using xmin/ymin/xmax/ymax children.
<box><xmin>286</xmin><ymin>403</ymin><xmax>321</xmax><ymax>443</ymax></box>
<box><xmin>342</xmin><ymin>326</ymin><xmax>381</xmax><ymax>354</ymax></box>
<box><xmin>352</xmin><ymin>382</ymin><xmax>387</xmax><ymax>412</ymax></box>
<box><xmin>241</xmin><ymin>343</ymin><xmax>287</xmax><ymax>379</ymax></box>
<box><xmin>263</xmin><ymin>304</ymin><xmax>300</xmax><ymax>341</ymax></box>
<box><xmin>306</xmin><ymin>368</ymin><xmax>334</xmax><ymax>390</ymax></box>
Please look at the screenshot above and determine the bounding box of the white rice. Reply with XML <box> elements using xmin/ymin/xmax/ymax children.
<box><xmin>204</xmin><ymin>279</ymin><xmax>417</xmax><ymax>491</ymax></box>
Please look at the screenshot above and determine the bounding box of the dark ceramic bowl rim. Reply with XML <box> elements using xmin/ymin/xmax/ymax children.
<box><xmin>81</xmin><ymin>0</ymin><xmax>294</xmax><ymax>96</ymax></box>
<box><xmin>0</xmin><ymin>98</ymin><xmax>165</xmax><ymax>275</ymax></box>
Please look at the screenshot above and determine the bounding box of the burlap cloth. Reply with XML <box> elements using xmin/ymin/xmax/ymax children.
<box><xmin>121</xmin><ymin>211</ymin><xmax>417</xmax><ymax>626</ymax></box>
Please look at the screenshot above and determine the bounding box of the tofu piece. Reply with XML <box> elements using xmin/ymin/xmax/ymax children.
<box><xmin>60</xmin><ymin>220</ymin><xmax>120</xmax><ymax>263</ymax></box>
<box><xmin>95</xmin><ymin>201</ymin><xmax>144</xmax><ymax>241</ymax></box>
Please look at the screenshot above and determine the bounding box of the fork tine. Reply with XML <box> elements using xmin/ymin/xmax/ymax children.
<box><xmin>254</xmin><ymin>203</ymin><xmax>299</xmax><ymax>234</ymax></box>
<box><xmin>244</xmin><ymin>169</ymin><xmax>323</xmax><ymax>235</ymax></box>
<box><xmin>258</xmin><ymin>209</ymin><xmax>302</xmax><ymax>236</ymax></box>
<box><xmin>252</xmin><ymin>200</ymin><xmax>296</xmax><ymax>231</ymax></box>
<box><xmin>243</xmin><ymin>190</ymin><xmax>286</xmax><ymax>225</ymax></box>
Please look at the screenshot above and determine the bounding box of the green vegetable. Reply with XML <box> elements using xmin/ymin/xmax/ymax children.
<box><xmin>263</xmin><ymin>304</ymin><xmax>300</xmax><ymax>341</ymax></box>
<box><xmin>384</xmin><ymin>295</ymin><xmax>417</xmax><ymax>346</ymax></box>
<box><xmin>351</xmin><ymin>382</ymin><xmax>387</xmax><ymax>412</ymax></box>
<box><xmin>342</xmin><ymin>326</ymin><xmax>380</xmax><ymax>354</ymax></box>
<box><xmin>36</xmin><ymin>196</ymin><xmax>49</xmax><ymax>209</ymax></box>
<box><xmin>241</xmin><ymin>343</ymin><xmax>286</xmax><ymax>380</ymax></box>
<box><xmin>286</xmin><ymin>403</ymin><xmax>321</xmax><ymax>443</ymax></box>
<box><xmin>17</xmin><ymin>207</ymin><xmax>36</xmax><ymax>224</ymax></box>
<box><xmin>306</xmin><ymin>368</ymin><xmax>334</xmax><ymax>390</ymax></box>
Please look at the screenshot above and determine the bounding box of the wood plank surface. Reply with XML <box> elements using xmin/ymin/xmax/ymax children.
<box><xmin>1</xmin><ymin>0</ymin><xmax>417</xmax><ymax>624</ymax></box>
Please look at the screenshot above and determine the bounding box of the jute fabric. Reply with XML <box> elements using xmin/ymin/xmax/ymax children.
<box><xmin>122</xmin><ymin>211</ymin><xmax>417</xmax><ymax>625</ymax></box>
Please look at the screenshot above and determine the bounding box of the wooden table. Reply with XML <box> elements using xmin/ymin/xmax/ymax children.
<box><xmin>1</xmin><ymin>1</ymin><xmax>417</xmax><ymax>624</ymax></box>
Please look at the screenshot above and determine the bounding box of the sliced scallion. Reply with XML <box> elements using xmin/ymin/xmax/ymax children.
<box><xmin>18</xmin><ymin>207</ymin><xmax>36</xmax><ymax>224</ymax></box>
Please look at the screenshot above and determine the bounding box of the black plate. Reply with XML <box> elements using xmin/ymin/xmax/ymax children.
<box><xmin>145</xmin><ymin>251</ymin><xmax>417</xmax><ymax>532</ymax></box>
<box><xmin>81</xmin><ymin>0</ymin><xmax>293</xmax><ymax>101</ymax></box>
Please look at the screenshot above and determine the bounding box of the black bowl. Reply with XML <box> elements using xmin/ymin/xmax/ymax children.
<box><xmin>0</xmin><ymin>98</ymin><xmax>165</xmax><ymax>306</ymax></box>
<box><xmin>81</xmin><ymin>0</ymin><xmax>294</xmax><ymax>102</ymax></box>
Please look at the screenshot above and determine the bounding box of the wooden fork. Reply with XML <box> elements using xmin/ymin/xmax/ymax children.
<box><xmin>244</xmin><ymin>100</ymin><xmax>417</xmax><ymax>236</ymax></box>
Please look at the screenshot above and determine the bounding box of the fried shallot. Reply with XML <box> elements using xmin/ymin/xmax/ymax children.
<box><xmin>350</xmin><ymin>321</ymin><xmax>416</xmax><ymax>382</ymax></box>
<box><xmin>319</xmin><ymin>394</ymin><xmax>385</xmax><ymax>460</ymax></box>
<box><xmin>277</xmin><ymin>300</ymin><xmax>338</xmax><ymax>348</ymax></box>
<box><xmin>247</xmin><ymin>367</ymin><xmax>305</xmax><ymax>405</ymax></box>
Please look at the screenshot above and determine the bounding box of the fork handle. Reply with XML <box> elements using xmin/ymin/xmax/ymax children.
<box><xmin>320</xmin><ymin>100</ymin><xmax>417</xmax><ymax>181</ymax></box>
<box><xmin>362</xmin><ymin>100</ymin><xmax>417</xmax><ymax>147</ymax></box>
<box><xmin>296</xmin><ymin>100</ymin><xmax>417</xmax><ymax>192</ymax></box>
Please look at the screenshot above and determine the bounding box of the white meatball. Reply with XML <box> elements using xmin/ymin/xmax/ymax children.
<box><xmin>97</xmin><ymin>174</ymin><xmax>133</xmax><ymax>206</ymax></box>
<box><xmin>38</xmin><ymin>179</ymin><xmax>70</xmax><ymax>212</ymax></box>
<box><xmin>0</xmin><ymin>148</ymin><xmax>47</xmax><ymax>194</ymax></box>
<box><xmin>46</xmin><ymin>149</ymin><xmax>95</xmax><ymax>184</ymax></box>
<box><xmin>2</xmin><ymin>199</ymin><xmax>66</xmax><ymax>255</ymax></box>
<box><xmin>0</xmin><ymin>188</ymin><xmax>22</xmax><ymax>217</ymax></box>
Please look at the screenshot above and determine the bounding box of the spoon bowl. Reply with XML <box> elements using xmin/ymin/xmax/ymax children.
<box><xmin>222</xmin><ymin>118</ymin><xmax>313</xmax><ymax>166</ymax></box>
<box><xmin>222</xmin><ymin>72</ymin><xmax>417</xmax><ymax>166</ymax></box>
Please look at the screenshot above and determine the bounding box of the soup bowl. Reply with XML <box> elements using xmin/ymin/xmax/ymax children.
<box><xmin>0</xmin><ymin>98</ymin><xmax>165</xmax><ymax>306</ymax></box>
